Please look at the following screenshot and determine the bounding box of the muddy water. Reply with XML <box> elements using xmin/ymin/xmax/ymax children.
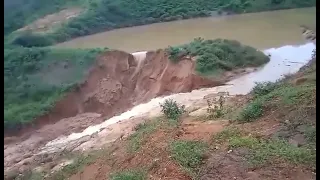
<box><xmin>55</xmin><ymin>7</ymin><xmax>315</xmax><ymax>52</ymax></box>
<box><xmin>41</xmin><ymin>42</ymin><xmax>315</xmax><ymax>152</ymax></box>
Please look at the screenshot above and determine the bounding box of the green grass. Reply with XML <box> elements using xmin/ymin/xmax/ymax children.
<box><xmin>214</xmin><ymin>128</ymin><xmax>316</xmax><ymax>168</ymax></box>
<box><xmin>110</xmin><ymin>169</ymin><xmax>146</xmax><ymax>180</ymax></box>
<box><xmin>127</xmin><ymin>119</ymin><xmax>160</xmax><ymax>152</ymax></box>
<box><xmin>237</xmin><ymin>65</ymin><xmax>316</xmax><ymax>123</ymax></box>
<box><xmin>167</xmin><ymin>38</ymin><xmax>270</xmax><ymax>76</ymax></box>
<box><xmin>229</xmin><ymin>137</ymin><xmax>316</xmax><ymax>167</ymax></box>
<box><xmin>213</xmin><ymin>126</ymin><xmax>242</xmax><ymax>142</ymax></box>
<box><xmin>4</xmin><ymin>47</ymin><xmax>105</xmax><ymax>130</ymax></box>
<box><xmin>305</xmin><ymin>126</ymin><xmax>316</xmax><ymax>143</ymax></box>
<box><xmin>169</xmin><ymin>140</ymin><xmax>208</xmax><ymax>176</ymax></box>
<box><xmin>237</xmin><ymin>100</ymin><xmax>263</xmax><ymax>122</ymax></box>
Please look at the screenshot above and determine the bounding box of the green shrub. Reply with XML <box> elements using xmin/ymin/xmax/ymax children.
<box><xmin>160</xmin><ymin>99</ymin><xmax>186</xmax><ymax>120</ymax></box>
<box><xmin>167</xmin><ymin>38</ymin><xmax>270</xmax><ymax>76</ymax></box>
<box><xmin>238</xmin><ymin>100</ymin><xmax>263</xmax><ymax>122</ymax></box>
<box><xmin>167</xmin><ymin>46</ymin><xmax>185</xmax><ymax>63</ymax></box>
<box><xmin>206</xmin><ymin>95</ymin><xmax>226</xmax><ymax>119</ymax></box>
<box><xmin>252</xmin><ymin>81</ymin><xmax>281</xmax><ymax>98</ymax></box>
<box><xmin>11</xmin><ymin>32</ymin><xmax>54</xmax><ymax>47</ymax></box>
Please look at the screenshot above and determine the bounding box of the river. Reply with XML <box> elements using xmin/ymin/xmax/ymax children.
<box><xmin>55</xmin><ymin>7</ymin><xmax>316</xmax><ymax>52</ymax></box>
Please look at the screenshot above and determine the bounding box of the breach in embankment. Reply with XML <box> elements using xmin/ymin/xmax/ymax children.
<box><xmin>4</xmin><ymin>38</ymin><xmax>269</xmax><ymax>176</ymax></box>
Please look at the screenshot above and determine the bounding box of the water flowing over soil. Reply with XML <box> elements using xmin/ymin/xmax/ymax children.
<box><xmin>4</xmin><ymin>42</ymin><xmax>315</xmax><ymax>177</ymax></box>
<box><xmin>42</xmin><ymin>43</ymin><xmax>315</xmax><ymax>151</ymax></box>
<box><xmin>3</xmin><ymin>48</ymin><xmax>240</xmax><ymax>174</ymax></box>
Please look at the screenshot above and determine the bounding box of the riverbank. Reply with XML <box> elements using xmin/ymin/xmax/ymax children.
<box><xmin>4</xmin><ymin>38</ymin><xmax>268</xmax><ymax>137</ymax></box>
<box><xmin>54</xmin><ymin>7</ymin><xmax>316</xmax><ymax>52</ymax></box>
<box><xmin>4</xmin><ymin>41</ymin><xmax>315</xmax><ymax>179</ymax></box>
<box><xmin>7</xmin><ymin>45</ymin><xmax>316</xmax><ymax>180</ymax></box>
<box><xmin>6</xmin><ymin>3</ymin><xmax>315</xmax><ymax>47</ymax></box>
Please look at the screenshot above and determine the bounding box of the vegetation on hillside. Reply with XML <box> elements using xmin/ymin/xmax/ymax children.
<box><xmin>167</xmin><ymin>38</ymin><xmax>269</xmax><ymax>75</ymax></box>
<box><xmin>5</xmin><ymin>0</ymin><xmax>316</xmax><ymax>46</ymax></box>
<box><xmin>4</xmin><ymin>0</ymin><xmax>83</xmax><ymax>35</ymax></box>
<box><xmin>4</xmin><ymin>47</ymin><xmax>104</xmax><ymax>129</ymax></box>
<box><xmin>237</xmin><ymin>59</ymin><xmax>316</xmax><ymax>123</ymax></box>
<box><xmin>13</xmin><ymin>53</ymin><xmax>316</xmax><ymax>179</ymax></box>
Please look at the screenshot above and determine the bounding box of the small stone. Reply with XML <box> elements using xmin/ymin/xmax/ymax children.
<box><xmin>227</xmin><ymin>149</ymin><xmax>233</xmax><ymax>153</ymax></box>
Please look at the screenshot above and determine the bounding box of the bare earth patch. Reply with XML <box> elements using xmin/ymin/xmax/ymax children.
<box><xmin>17</xmin><ymin>8</ymin><xmax>82</xmax><ymax>33</ymax></box>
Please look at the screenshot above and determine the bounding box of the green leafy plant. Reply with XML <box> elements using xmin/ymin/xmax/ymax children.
<box><xmin>251</xmin><ymin>81</ymin><xmax>280</xmax><ymax>97</ymax></box>
<box><xmin>160</xmin><ymin>99</ymin><xmax>186</xmax><ymax>120</ymax></box>
<box><xmin>238</xmin><ymin>100</ymin><xmax>263</xmax><ymax>122</ymax></box>
<box><xmin>206</xmin><ymin>95</ymin><xmax>225</xmax><ymax>119</ymax></box>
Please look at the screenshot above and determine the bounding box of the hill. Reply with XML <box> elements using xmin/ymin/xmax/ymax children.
<box><xmin>4</xmin><ymin>39</ymin><xmax>268</xmax><ymax>133</ymax></box>
<box><xmin>4</xmin><ymin>0</ymin><xmax>316</xmax><ymax>47</ymax></box>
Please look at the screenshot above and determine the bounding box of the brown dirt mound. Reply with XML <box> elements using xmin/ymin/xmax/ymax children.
<box><xmin>4</xmin><ymin>50</ymin><xmax>226</xmax><ymax>143</ymax></box>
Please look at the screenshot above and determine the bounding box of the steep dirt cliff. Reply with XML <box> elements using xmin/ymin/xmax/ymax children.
<box><xmin>4</xmin><ymin>49</ymin><xmax>230</xmax><ymax>143</ymax></box>
<box><xmin>5</xmin><ymin>49</ymin><xmax>242</xmax><ymax>176</ymax></box>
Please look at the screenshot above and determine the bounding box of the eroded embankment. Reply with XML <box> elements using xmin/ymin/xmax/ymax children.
<box><xmin>5</xmin><ymin>49</ymin><xmax>242</xmax><ymax>175</ymax></box>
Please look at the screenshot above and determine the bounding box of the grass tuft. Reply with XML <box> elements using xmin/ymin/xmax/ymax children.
<box><xmin>127</xmin><ymin>120</ymin><xmax>160</xmax><ymax>152</ymax></box>
<box><xmin>110</xmin><ymin>169</ymin><xmax>146</xmax><ymax>180</ymax></box>
<box><xmin>169</xmin><ymin>140</ymin><xmax>207</xmax><ymax>176</ymax></box>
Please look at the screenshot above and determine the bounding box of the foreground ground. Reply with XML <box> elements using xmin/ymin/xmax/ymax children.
<box><xmin>13</xmin><ymin>53</ymin><xmax>316</xmax><ymax>180</ymax></box>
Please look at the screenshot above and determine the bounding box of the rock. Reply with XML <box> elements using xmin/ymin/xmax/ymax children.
<box><xmin>296</xmin><ymin>125</ymin><xmax>308</xmax><ymax>133</ymax></box>
<box><xmin>23</xmin><ymin>154</ymin><xmax>33</xmax><ymax>159</ymax></box>
<box><xmin>294</xmin><ymin>77</ymin><xmax>308</xmax><ymax>85</ymax></box>
<box><xmin>289</xmin><ymin>134</ymin><xmax>306</xmax><ymax>147</ymax></box>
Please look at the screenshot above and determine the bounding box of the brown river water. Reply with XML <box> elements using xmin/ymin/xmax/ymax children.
<box><xmin>55</xmin><ymin>7</ymin><xmax>316</xmax><ymax>52</ymax></box>
<box><xmin>5</xmin><ymin>8</ymin><xmax>316</xmax><ymax>174</ymax></box>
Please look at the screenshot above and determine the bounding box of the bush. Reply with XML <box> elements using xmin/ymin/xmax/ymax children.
<box><xmin>251</xmin><ymin>81</ymin><xmax>280</xmax><ymax>98</ymax></box>
<box><xmin>167</xmin><ymin>38</ymin><xmax>270</xmax><ymax>76</ymax></box>
<box><xmin>238</xmin><ymin>100</ymin><xmax>263</xmax><ymax>122</ymax></box>
<box><xmin>12</xmin><ymin>32</ymin><xmax>54</xmax><ymax>47</ymax></box>
<box><xmin>206</xmin><ymin>95</ymin><xmax>226</xmax><ymax>119</ymax></box>
<box><xmin>160</xmin><ymin>99</ymin><xmax>186</xmax><ymax>120</ymax></box>
<box><xmin>167</xmin><ymin>46</ymin><xmax>185</xmax><ymax>63</ymax></box>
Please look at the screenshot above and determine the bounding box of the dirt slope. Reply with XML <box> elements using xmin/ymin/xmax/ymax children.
<box><xmin>17</xmin><ymin>8</ymin><xmax>82</xmax><ymax>33</ymax></box>
<box><xmin>5</xmin><ymin>49</ymin><xmax>247</xmax><ymax>177</ymax></box>
<box><xmin>63</xmin><ymin>58</ymin><xmax>316</xmax><ymax>180</ymax></box>
<box><xmin>5</xmin><ymin>50</ymin><xmax>230</xmax><ymax>142</ymax></box>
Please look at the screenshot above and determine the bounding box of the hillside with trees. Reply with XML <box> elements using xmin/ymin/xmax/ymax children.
<box><xmin>4</xmin><ymin>0</ymin><xmax>316</xmax><ymax>47</ymax></box>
